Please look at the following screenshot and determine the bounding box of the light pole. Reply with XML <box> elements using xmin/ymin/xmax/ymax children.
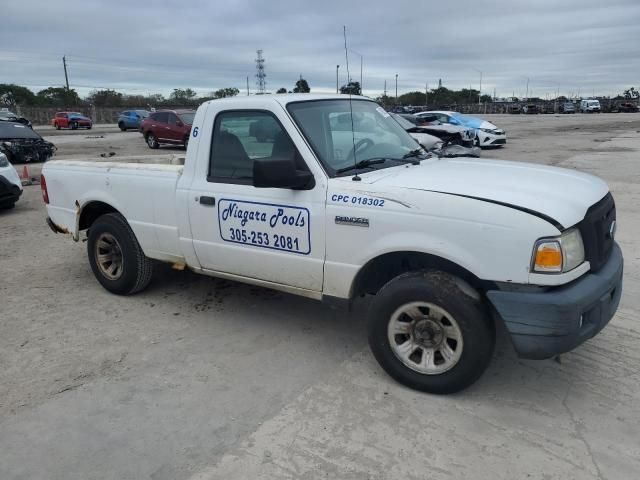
<box><xmin>349</xmin><ymin>49</ymin><xmax>363</xmax><ymax>94</ymax></box>
<box><xmin>395</xmin><ymin>73</ymin><xmax>398</xmax><ymax>101</ymax></box>
<box><xmin>336</xmin><ymin>65</ymin><xmax>340</xmax><ymax>94</ymax></box>
<box><xmin>473</xmin><ymin>68</ymin><xmax>482</xmax><ymax>105</ymax></box>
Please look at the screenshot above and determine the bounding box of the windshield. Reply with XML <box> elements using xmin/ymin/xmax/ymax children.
<box><xmin>287</xmin><ymin>99</ymin><xmax>421</xmax><ymax>177</ymax></box>
<box><xmin>179</xmin><ymin>112</ymin><xmax>195</xmax><ymax>124</ymax></box>
<box><xmin>0</xmin><ymin>122</ymin><xmax>42</xmax><ymax>139</ymax></box>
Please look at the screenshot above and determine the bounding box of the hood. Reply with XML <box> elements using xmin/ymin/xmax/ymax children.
<box><xmin>454</xmin><ymin>115</ymin><xmax>497</xmax><ymax>131</ymax></box>
<box><xmin>364</xmin><ymin>158</ymin><xmax>609</xmax><ymax>229</ymax></box>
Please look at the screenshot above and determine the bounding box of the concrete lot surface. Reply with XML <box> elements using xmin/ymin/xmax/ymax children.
<box><xmin>1</xmin><ymin>113</ymin><xmax>639</xmax><ymax>479</ymax></box>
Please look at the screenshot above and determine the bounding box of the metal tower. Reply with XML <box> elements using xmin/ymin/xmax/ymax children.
<box><xmin>255</xmin><ymin>50</ymin><xmax>266</xmax><ymax>94</ymax></box>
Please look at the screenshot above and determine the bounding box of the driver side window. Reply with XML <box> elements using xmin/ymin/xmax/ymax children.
<box><xmin>208</xmin><ymin>110</ymin><xmax>307</xmax><ymax>184</ymax></box>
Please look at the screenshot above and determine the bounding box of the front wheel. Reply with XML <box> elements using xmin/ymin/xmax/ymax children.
<box><xmin>54</xmin><ymin>122</ymin><xmax>61</xmax><ymax>130</ymax></box>
<box><xmin>368</xmin><ymin>271</ymin><xmax>494</xmax><ymax>394</ymax></box>
<box><xmin>87</xmin><ymin>213</ymin><xmax>153</xmax><ymax>295</ymax></box>
<box><xmin>119</xmin><ymin>122</ymin><xmax>126</xmax><ymax>131</ymax></box>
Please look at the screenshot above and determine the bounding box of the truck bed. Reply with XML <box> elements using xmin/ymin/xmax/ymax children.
<box><xmin>44</xmin><ymin>157</ymin><xmax>186</xmax><ymax>263</ymax></box>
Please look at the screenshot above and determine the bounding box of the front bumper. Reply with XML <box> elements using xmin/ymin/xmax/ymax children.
<box><xmin>487</xmin><ymin>242</ymin><xmax>623</xmax><ymax>359</ymax></box>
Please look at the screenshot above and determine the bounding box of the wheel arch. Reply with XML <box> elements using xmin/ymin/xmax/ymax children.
<box><xmin>77</xmin><ymin>200</ymin><xmax>123</xmax><ymax>233</ymax></box>
<box><xmin>349</xmin><ymin>250</ymin><xmax>494</xmax><ymax>299</ymax></box>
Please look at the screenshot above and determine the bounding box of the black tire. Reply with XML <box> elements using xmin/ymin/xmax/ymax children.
<box><xmin>146</xmin><ymin>133</ymin><xmax>159</xmax><ymax>149</ymax></box>
<box><xmin>87</xmin><ymin>213</ymin><xmax>153</xmax><ymax>295</ymax></box>
<box><xmin>473</xmin><ymin>135</ymin><xmax>481</xmax><ymax>148</ymax></box>
<box><xmin>55</xmin><ymin>122</ymin><xmax>61</xmax><ymax>130</ymax></box>
<box><xmin>367</xmin><ymin>270</ymin><xmax>494</xmax><ymax>394</ymax></box>
<box><xmin>71</xmin><ymin>121</ymin><xmax>78</xmax><ymax>130</ymax></box>
<box><xmin>118</xmin><ymin>122</ymin><xmax>126</xmax><ymax>131</ymax></box>
<box><xmin>1</xmin><ymin>202</ymin><xmax>16</xmax><ymax>210</ymax></box>
<box><xmin>183</xmin><ymin>135</ymin><xmax>189</xmax><ymax>150</ymax></box>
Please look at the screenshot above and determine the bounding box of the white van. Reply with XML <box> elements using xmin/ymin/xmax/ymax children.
<box><xmin>580</xmin><ymin>99</ymin><xmax>601</xmax><ymax>113</ymax></box>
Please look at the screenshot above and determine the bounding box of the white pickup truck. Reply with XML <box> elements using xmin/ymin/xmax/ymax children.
<box><xmin>42</xmin><ymin>94</ymin><xmax>623</xmax><ymax>394</ymax></box>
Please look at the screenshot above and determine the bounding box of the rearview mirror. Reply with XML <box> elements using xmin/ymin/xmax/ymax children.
<box><xmin>253</xmin><ymin>158</ymin><xmax>314</xmax><ymax>190</ymax></box>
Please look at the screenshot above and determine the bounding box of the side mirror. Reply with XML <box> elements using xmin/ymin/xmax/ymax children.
<box><xmin>448</xmin><ymin>118</ymin><xmax>460</xmax><ymax>125</ymax></box>
<box><xmin>253</xmin><ymin>158</ymin><xmax>314</xmax><ymax>190</ymax></box>
<box><xmin>175</xmin><ymin>120</ymin><xmax>184</xmax><ymax>127</ymax></box>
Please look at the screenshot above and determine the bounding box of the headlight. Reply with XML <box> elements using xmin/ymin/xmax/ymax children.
<box><xmin>480</xmin><ymin>128</ymin><xmax>496</xmax><ymax>134</ymax></box>
<box><xmin>531</xmin><ymin>228</ymin><xmax>585</xmax><ymax>273</ymax></box>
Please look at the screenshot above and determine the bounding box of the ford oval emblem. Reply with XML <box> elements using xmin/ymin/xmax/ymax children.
<box><xmin>608</xmin><ymin>220</ymin><xmax>617</xmax><ymax>239</ymax></box>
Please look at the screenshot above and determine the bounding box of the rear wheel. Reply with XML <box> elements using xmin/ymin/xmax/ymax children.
<box><xmin>146</xmin><ymin>133</ymin><xmax>159</xmax><ymax>149</ymax></box>
<box><xmin>71</xmin><ymin>121</ymin><xmax>78</xmax><ymax>130</ymax></box>
<box><xmin>367</xmin><ymin>271</ymin><xmax>494</xmax><ymax>394</ymax></box>
<box><xmin>87</xmin><ymin>213</ymin><xmax>153</xmax><ymax>295</ymax></box>
<box><xmin>55</xmin><ymin>122</ymin><xmax>60</xmax><ymax>130</ymax></box>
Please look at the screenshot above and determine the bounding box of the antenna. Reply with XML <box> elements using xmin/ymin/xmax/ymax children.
<box><xmin>255</xmin><ymin>50</ymin><xmax>266</xmax><ymax>94</ymax></box>
<box><xmin>344</xmin><ymin>26</ymin><xmax>360</xmax><ymax>181</ymax></box>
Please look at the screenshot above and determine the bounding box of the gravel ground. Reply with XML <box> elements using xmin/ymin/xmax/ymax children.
<box><xmin>1</xmin><ymin>113</ymin><xmax>639</xmax><ymax>480</ymax></box>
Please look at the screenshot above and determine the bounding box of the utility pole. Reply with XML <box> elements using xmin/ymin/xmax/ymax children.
<box><xmin>395</xmin><ymin>73</ymin><xmax>398</xmax><ymax>101</ymax></box>
<box><xmin>336</xmin><ymin>65</ymin><xmax>340</xmax><ymax>94</ymax></box>
<box><xmin>525</xmin><ymin>77</ymin><xmax>529</xmax><ymax>101</ymax></box>
<box><xmin>62</xmin><ymin>56</ymin><xmax>70</xmax><ymax>90</ymax></box>
<box><xmin>384</xmin><ymin>80</ymin><xmax>387</xmax><ymax>97</ymax></box>
<box><xmin>246</xmin><ymin>76</ymin><xmax>249</xmax><ymax>96</ymax></box>
<box><xmin>425</xmin><ymin>83</ymin><xmax>428</xmax><ymax>108</ymax></box>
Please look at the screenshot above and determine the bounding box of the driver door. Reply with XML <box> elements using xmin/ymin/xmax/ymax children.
<box><xmin>187</xmin><ymin>109</ymin><xmax>327</xmax><ymax>293</ymax></box>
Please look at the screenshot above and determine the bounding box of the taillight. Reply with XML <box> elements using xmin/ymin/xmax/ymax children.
<box><xmin>41</xmin><ymin>174</ymin><xmax>49</xmax><ymax>204</ymax></box>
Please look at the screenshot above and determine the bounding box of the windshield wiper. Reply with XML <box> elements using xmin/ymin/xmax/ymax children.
<box><xmin>335</xmin><ymin>158</ymin><xmax>388</xmax><ymax>174</ymax></box>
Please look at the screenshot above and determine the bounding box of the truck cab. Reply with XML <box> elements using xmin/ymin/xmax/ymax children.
<box><xmin>42</xmin><ymin>94</ymin><xmax>623</xmax><ymax>394</ymax></box>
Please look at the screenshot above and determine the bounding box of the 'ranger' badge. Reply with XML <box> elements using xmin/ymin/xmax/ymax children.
<box><xmin>335</xmin><ymin>216</ymin><xmax>369</xmax><ymax>227</ymax></box>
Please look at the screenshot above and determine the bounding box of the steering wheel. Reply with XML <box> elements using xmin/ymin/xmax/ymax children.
<box><xmin>346</xmin><ymin>138</ymin><xmax>375</xmax><ymax>162</ymax></box>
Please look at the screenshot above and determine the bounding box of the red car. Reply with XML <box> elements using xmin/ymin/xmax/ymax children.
<box><xmin>140</xmin><ymin>109</ymin><xmax>195</xmax><ymax>149</ymax></box>
<box><xmin>52</xmin><ymin>112</ymin><xmax>93</xmax><ymax>130</ymax></box>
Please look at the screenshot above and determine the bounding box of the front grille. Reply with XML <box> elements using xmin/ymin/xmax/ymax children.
<box><xmin>576</xmin><ymin>193</ymin><xmax>616</xmax><ymax>272</ymax></box>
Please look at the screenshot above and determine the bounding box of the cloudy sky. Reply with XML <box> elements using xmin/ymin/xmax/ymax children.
<box><xmin>2</xmin><ymin>0</ymin><xmax>639</xmax><ymax>99</ymax></box>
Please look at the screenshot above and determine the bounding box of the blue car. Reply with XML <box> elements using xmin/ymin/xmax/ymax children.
<box><xmin>117</xmin><ymin>110</ymin><xmax>150</xmax><ymax>131</ymax></box>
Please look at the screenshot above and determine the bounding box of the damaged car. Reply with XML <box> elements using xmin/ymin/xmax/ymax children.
<box><xmin>0</xmin><ymin>121</ymin><xmax>56</xmax><ymax>164</ymax></box>
<box><xmin>391</xmin><ymin>113</ymin><xmax>480</xmax><ymax>157</ymax></box>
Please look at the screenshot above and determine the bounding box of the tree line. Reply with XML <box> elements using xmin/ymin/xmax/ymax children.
<box><xmin>0</xmin><ymin>77</ymin><xmax>314</xmax><ymax>109</ymax></box>
<box><xmin>0</xmin><ymin>84</ymin><xmax>245</xmax><ymax>109</ymax></box>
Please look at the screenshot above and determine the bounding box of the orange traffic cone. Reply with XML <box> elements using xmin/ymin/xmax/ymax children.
<box><xmin>20</xmin><ymin>165</ymin><xmax>32</xmax><ymax>186</ymax></box>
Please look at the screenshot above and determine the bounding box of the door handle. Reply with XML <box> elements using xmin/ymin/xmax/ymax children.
<box><xmin>199</xmin><ymin>196</ymin><xmax>215</xmax><ymax>206</ymax></box>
